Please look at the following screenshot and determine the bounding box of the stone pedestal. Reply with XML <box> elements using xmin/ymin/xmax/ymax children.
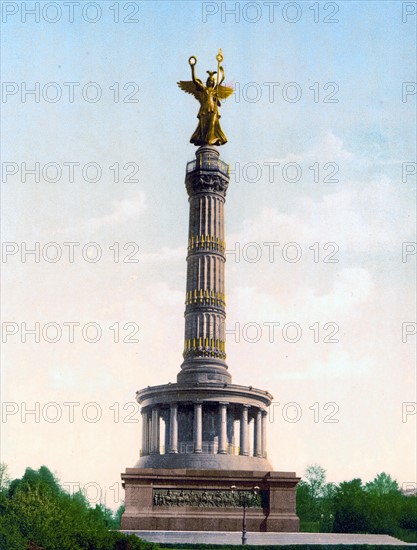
<box><xmin>121</xmin><ymin>468</ymin><xmax>300</xmax><ymax>532</ymax></box>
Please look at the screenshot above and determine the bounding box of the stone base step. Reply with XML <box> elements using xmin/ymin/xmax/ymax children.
<box><xmin>121</xmin><ymin>530</ymin><xmax>415</xmax><ymax>546</ymax></box>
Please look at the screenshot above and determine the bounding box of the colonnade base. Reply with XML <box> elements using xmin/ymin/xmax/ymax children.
<box><xmin>121</xmin><ymin>468</ymin><xmax>300</xmax><ymax>532</ymax></box>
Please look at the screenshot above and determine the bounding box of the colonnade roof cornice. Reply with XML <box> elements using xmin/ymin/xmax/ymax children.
<box><xmin>136</xmin><ymin>382</ymin><xmax>273</xmax><ymax>409</ymax></box>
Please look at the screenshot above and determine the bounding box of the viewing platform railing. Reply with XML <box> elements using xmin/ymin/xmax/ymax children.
<box><xmin>186</xmin><ymin>157</ymin><xmax>229</xmax><ymax>176</ymax></box>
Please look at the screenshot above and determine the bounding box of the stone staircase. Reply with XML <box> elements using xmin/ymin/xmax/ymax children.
<box><xmin>121</xmin><ymin>530</ymin><xmax>415</xmax><ymax>546</ymax></box>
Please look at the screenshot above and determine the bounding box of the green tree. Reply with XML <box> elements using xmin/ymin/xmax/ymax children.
<box><xmin>333</xmin><ymin>478</ymin><xmax>370</xmax><ymax>533</ymax></box>
<box><xmin>363</xmin><ymin>473</ymin><xmax>402</xmax><ymax>535</ymax></box>
<box><xmin>115</xmin><ymin>504</ymin><xmax>126</xmax><ymax>528</ymax></box>
<box><xmin>305</xmin><ymin>464</ymin><xmax>327</xmax><ymax>499</ymax></box>
<box><xmin>1</xmin><ymin>465</ymin><xmax>159</xmax><ymax>549</ymax></box>
<box><xmin>0</xmin><ymin>462</ymin><xmax>11</xmax><ymax>491</ymax></box>
<box><xmin>399</xmin><ymin>495</ymin><xmax>417</xmax><ymax>531</ymax></box>
<box><xmin>296</xmin><ymin>464</ymin><xmax>336</xmax><ymax>532</ymax></box>
<box><xmin>296</xmin><ymin>480</ymin><xmax>315</xmax><ymax>521</ymax></box>
<box><xmin>365</xmin><ymin>472</ymin><xmax>400</xmax><ymax>496</ymax></box>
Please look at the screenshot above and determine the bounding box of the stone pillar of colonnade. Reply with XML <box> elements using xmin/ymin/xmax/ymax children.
<box><xmin>218</xmin><ymin>402</ymin><xmax>228</xmax><ymax>454</ymax></box>
<box><xmin>150</xmin><ymin>407</ymin><xmax>160</xmax><ymax>454</ymax></box>
<box><xmin>169</xmin><ymin>403</ymin><xmax>178</xmax><ymax>453</ymax></box>
<box><xmin>239</xmin><ymin>404</ymin><xmax>250</xmax><ymax>456</ymax></box>
<box><xmin>193</xmin><ymin>402</ymin><xmax>203</xmax><ymax>453</ymax></box>
<box><xmin>254</xmin><ymin>409</ymin><xmax>263</xmax><ymax>458</ymax></box>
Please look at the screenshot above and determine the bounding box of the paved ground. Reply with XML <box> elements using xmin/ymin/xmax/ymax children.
<box><xmin>121</xmin><ymin>530</ymin><xmax>415</xmax><ymax>546</ymax></box>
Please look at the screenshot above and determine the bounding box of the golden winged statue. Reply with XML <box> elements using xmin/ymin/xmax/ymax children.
<box><xmin>178</xmin><ymin>50</ymin><xmax>234</xmax><ymax>146</ymax></box>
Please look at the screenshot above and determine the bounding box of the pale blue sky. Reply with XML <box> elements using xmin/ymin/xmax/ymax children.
<box><xmin>2</xmin><ymin>1</ymin><xmax>416</xmax><ymax>507</ymax></box>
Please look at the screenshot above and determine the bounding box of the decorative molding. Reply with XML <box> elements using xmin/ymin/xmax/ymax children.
<box><xmin>186</xmin><ymin>172</ymin><xmax>229</xmax><ymax>197</ymax></box>
<box><xmin>188</xmin><ymin>235</ymin><xmax>226</xmax><ymax>254</ymax></box>
<box><xmin>185</xmin><ymin>290</ymin><xmax>226</xmax><ymax>308</ymax></box>
<box><xmin>183</xmin><ymin>339</ymin><xmax>226</xmax><ymax>360</ymax></box>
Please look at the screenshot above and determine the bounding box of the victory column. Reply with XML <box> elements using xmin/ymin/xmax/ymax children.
<box><xmin>121</xmin><ymin>51</ymin><xmax>300</xmax><ymax>533</ymax></box>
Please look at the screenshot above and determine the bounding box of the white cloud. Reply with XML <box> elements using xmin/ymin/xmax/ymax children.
<box><xmin>277</xmin><ymin>350</ymin><xmax>374</xmax><ymax>380</ymax></box>
<box><xmin>228</xmin><ymin>267</ymin><xmax>374</xmax><ymax>322</ymax></box>
<box><xmin>229</xmin><ymin>176</ymin><xmax>413</xmax><ymax>255</ymax></box>
<box><xmin>147</xmin><ymin>281</ymin><xmax>184</xmax><ymax>307</ymax></box>
<box><xmin>307</xmin><ymin>131</ymin><xmax>354</xmax><ymax>161</ymax></box>
<box><xmin>140</xmin><ymin>246</ymin><xmax>184</xmax><ymax>264</ymax></box>
<box><xmin>84</xmin><ymin>191</ymin><xmax>147</xmax><ymax>231</ymax></box>
<box><xmin>266</xmin><ymin>131</ymin><xmax>354</xmax><ymax>164</ymax></box>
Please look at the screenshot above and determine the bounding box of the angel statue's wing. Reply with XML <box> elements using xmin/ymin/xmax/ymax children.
<box><xmin>216</xmin><ymin>85</ymin><xmax>234</xmax><ymax>100</ymax></box>
<box><xmin>177</xmin><ymin>80</ymin><xmax>203</xmax><ymax>98</ymax></box>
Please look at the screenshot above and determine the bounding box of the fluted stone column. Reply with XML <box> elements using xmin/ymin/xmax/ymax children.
<box><xmin>262</xmin><ymin>410</ymin><xmax>267</xmax><ymax>458</ymax></box>
<box><xmin>218</xmin><ymin>402</ymin><xmax>228</xmax><ymax>454</ymax></box>
<box><xmin>240</xmin><ymin>405</ymin><xmax>250</xmax><ymax>456</ymax></box>
<box><xmin>178</xmin><ymin>146</ymin><xmax>231</xmax><ymax>385</ymax></box>
<box><xmin>151</xmin><ymin>407</ymin><xmax>160</xmax><ymax>454</ymax></box>
<box><xmin>254</xmin><ymin>409</ymin><xmax>263</xmax><ymax>457</ymax></box>
<box><xmin>169</xmin><ymin>403</ymin><xmax>178</xmax><ymax>453</ymax></box>
<box><xmin>141</xmin><ymin>410</ymin><xmax>149</xmax><ymax>455</ymax></box>
<box><xmin>164</xmin><ymin>413</ymin><xmax>170</xmax><ymax>455</ymax></box>
<box><xmin>194</xmin><ymin>402</ymin><xmax>203</xmax><ymax>453</ymax></box>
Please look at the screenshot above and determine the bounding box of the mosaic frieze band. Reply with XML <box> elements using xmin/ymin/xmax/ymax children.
<box><xmin>153</xmin><ymin>489</ymin><xmax>265</xmax><ymax>508</ymax></box>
